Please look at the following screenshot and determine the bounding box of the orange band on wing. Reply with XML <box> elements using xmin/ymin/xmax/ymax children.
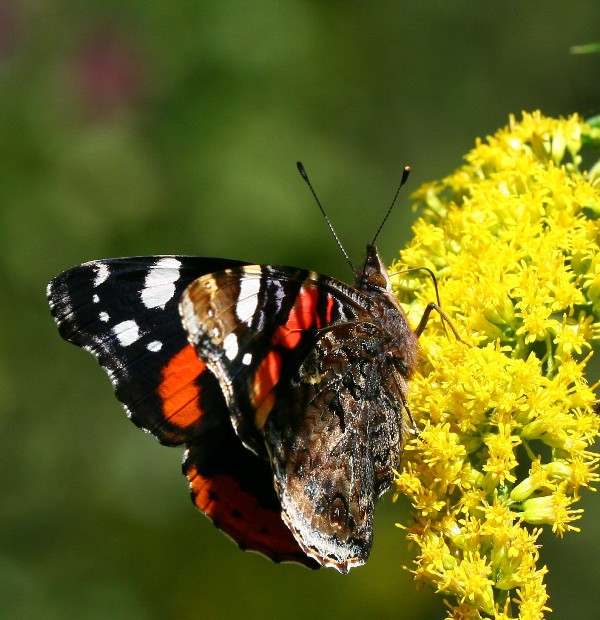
<box><xmin>252</xmin><ymin>350</ymin><xmax>281</xmax><ymax>429</ymax></box>
<box><xmin>252</xmin><ymin>286</ymin><xmax>333</xmax><ymax>429</ymax></box>
<box><xmin>158</xmin><ymin>344</ymin><xmax>205</xmax><ymax>429</ymax></box>
<box><xmin>273</xmin><ymin>285</ymin><xmax>319</xmax><ymax>349</ymax></box>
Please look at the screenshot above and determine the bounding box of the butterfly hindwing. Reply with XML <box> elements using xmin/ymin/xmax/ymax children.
<box><xmin>263</xmin><ymin>321</ymin><xmax>410</xmax><ymax>571</ymax></box>
<box><xmin>183</xmin><ymin>403</ymin><xmax>319</xmax><ymax>568</ymax></box>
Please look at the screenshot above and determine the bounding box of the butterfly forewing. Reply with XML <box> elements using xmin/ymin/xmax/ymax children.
<box><xmin>180</xmin><ymin>264</ymin><xmax>371</xmax><ymax>454</ymax></box>
<box><xmin>48</xmin><ymin>256</ymin><xmax>246</xmax><ymax>445</ymax></box>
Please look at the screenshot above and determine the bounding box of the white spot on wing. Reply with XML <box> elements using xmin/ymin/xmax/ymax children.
<box><xmin>141</xmin><ymin>257</ymin><xmax>182</xmax><ymax>310</ymax></box>
<box><xmin>99</xmin><ymin>311</ymin><xmax>109</xmax><ymax>322</ymax></box>
<box><xmin>93</xmin><ymin>294</ymin><xmax>100</xmax><ymax>303</ymax></box>
<box><xmin>236</xmin><ymin>276</ymin><xmax>260</xmax><ymax>324</ymax></box>
<box><xmin>242</xmin><ymin>352</ymin><xmax>252</xmax><ymax>365</ymax></box>
<box><xmin>147</xmin><ymin>340</ymin><xmax>162</xmax><ymax>352</ymax></box>
<box><xmin>94</xmin><ymin>263</ymin><xmax>110</xmax><ymax>287</ymax></box>
<box><xmin>224</xmin><ymin>332</ymin><xmax>238</xmax><ymax>360</ymax></box>
<box><xmin>112</xmin><ymin>320</ymin><xmax>141</xmax><ymax>347</ymax></box>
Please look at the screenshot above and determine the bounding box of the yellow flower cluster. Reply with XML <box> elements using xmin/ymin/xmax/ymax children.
<box><xmin>392</xmin><ymin>112</ymin><xmax>600</xmax><ymax>619</ymax></box>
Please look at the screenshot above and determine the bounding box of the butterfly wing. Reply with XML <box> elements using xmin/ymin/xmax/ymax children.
<box><xmin>180</xmin><ymin>265</ymin><xmax>412</xmax><ymax>571</ymax></box>
<box><xmin>48</xmin><ymin>256</ymin><xmax>245</xmax><ymax>445</ymax></box>
<box><xmin>48</xmin><ymin>256</ymin><xmax>319</xmax><ymax>568</ymax></box>
<box><xmin>180</xmin><ymin>265</ymin><xmax>370</xmax><ymax>454</ymax></box>
<box><xmin>264</xmin><ymin>322</ymin><xmax>410</xmax><ymax>572</ymax></box>
<box><xmin>183</xmin><ymin>407</ymin><xmax>319</xmax><ymax>568</ymax></box>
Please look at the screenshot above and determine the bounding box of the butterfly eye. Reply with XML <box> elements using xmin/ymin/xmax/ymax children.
<box><xmin>368</xmin><ymin>273</ymin><xmax>387</xmax><ymax>288</ymax></box>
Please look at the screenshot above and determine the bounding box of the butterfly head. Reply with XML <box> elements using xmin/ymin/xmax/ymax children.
<box><xmin>354</xmin><ymin>244</ymin><xmax>392</xmax><ymax>294</ymax></box>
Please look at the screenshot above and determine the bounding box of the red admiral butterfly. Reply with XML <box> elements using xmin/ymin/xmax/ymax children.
<box><xmin>47</xmin><ymin>163</ymin><xmax>427</xmax><ymax>572</ymax></box>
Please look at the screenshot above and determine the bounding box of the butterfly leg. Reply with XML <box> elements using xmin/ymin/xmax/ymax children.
<box><xmin>413</xmin><ymin>302</ymin><xmax>467</xmax><ymax>343</ymax></box>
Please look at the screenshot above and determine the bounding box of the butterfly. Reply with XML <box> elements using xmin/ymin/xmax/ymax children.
<box><xmin>47</xmin><ymin>163</ymin><xmax>442</xmax><ymax>572</ymax></box>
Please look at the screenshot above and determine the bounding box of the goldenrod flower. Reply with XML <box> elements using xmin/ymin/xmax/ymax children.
<box><xmin>392</xmin><ymin>112</ymin><xmax>600</xmax><ymax>619</ymax></box>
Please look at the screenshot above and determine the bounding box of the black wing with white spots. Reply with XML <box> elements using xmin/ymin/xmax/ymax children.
<box><xmin>47</xmin><ymin>256</ymin><xmax>246</xmax><ymax>444</ymax></box>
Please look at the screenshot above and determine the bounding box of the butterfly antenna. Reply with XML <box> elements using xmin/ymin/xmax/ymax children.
<box><xmin>371</xmin><ymin>165</ymin><xmax>411</xmax><ymax>245</ymax></box>
<box><xmin>297</xmin><ymin>161</ymin><xmax>354</xmax><ymax>271</ymax></box>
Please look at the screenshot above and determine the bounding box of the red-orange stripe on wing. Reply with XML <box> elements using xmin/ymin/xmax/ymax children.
<box><xmin>186</xmin><ymin>463</ymin><xmax>317</xmax><ymax>567</ymax></box>
<box><xmin>252</xmin><ymin>350</ymin><xmax>281</xmax><ymax>429</ymax></box>
<box><xmin>158</xmin><ymin>344</ymin><xmax>205</xmax><ymax>430</ymax></box>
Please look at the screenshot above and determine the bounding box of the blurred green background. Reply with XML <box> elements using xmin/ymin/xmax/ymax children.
<box><xmin>3</xmin><ymin>2</ymin><xmax>600</xmax><ymax>618</ymax></box>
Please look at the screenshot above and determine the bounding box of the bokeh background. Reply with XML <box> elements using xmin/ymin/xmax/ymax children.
<box><xmin>3</xmin><ymin>2</ymin><xmax>600</xmax><ymax>618</ymax></box>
